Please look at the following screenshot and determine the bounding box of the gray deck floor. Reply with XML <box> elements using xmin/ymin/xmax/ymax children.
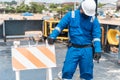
<box><xmin>0</xmin><ymin>40</ymin><xmax>120</xmax><ymax>80</ymax></box>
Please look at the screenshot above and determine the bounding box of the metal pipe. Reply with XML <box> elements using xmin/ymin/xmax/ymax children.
<box><xmin>118</xmin><ymin>26</ymin><xmax>120</xmax><ymax>63</ymax></box>
<box><xmin>94</xmin><ymin>0</ymin><xmax>98</xmax><ymax>16</ymax></box>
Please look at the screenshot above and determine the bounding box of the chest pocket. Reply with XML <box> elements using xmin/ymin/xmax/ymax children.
<box><xmin>81</xmin><ymin>21</ymin><xmax>93</xmax><ymax>32</ymax></box>
<box><xmin>69</xmin><ymin>11</ymin><xmax>83</xmax><ymax>36</ymax></box>
<box><xmin>80</xmin><ymin>16</ymin><xmax>94</xmax><ymax>32</ymax></box>
<box><xmin>69</xmin><ymin>22</ymin><xmax>83</xmax><ymax>36</ymax></box>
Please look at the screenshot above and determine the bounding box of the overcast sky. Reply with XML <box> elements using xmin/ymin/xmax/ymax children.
<box><xmin>0</xmin><ymin>0</ymin><xmax>118</xmax><ymax>3</ymax></box>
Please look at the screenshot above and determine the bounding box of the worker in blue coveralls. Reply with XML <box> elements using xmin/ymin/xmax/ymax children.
<box><xmin>47</xmin><ymin>0</ymin><xmax>102</xmax><ymax>80</ymax></box>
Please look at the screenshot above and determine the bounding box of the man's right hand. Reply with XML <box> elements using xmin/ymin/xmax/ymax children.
<box><xmin>47</xmin><ymin>37</ymin><xmax>55</xmax><ymax>45</ymax></box>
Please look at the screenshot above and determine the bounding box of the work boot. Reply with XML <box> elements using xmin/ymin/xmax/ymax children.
<box><xmin>57</xmin><ymin>71</ymin><xmax>73</xmax><ymax>80</ymax></box>
<box><xmin>57</xmin><ymin>71</ymin><xmax>62</xmax><ymax>80</ymax></box>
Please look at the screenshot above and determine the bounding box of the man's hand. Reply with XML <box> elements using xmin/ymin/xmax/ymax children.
<box><xmin>93</xmin><ymin>52</ymin><xmax>101</xmax><ymax>63</ymax></box>
<box><xmin>47</xmin><ymin>37</ymin><xmax>55</xmax><ymax>45</ymax></box>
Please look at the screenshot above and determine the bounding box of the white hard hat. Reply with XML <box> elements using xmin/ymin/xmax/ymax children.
<box><xmin>81</xmin><ymin>0</ymin><xmax>96</xmax><ymax>16</ymax></box>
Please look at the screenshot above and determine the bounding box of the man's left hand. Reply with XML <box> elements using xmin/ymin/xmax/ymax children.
<box><xmin>93</xmin><ymin>52</ymin><xmax>101</xmax><ymax>63</ymax></box>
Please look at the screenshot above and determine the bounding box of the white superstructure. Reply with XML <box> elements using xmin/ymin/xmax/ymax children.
<box><xmin>17</xmin><ymin>0</ymin><xmax>33</xmax><ymax>6</ymax></box>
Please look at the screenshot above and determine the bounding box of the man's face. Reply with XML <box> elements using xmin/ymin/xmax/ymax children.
<box><xmin>80</xmin><ymin>9</ymin><xmax>89</xmax><ymax>18</ymax></box>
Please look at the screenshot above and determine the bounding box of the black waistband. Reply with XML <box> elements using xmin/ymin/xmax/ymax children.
<box><xmin>69</xmin><ymin>43</ymin><xmax>93</xmax><ymax>48</ymax></box>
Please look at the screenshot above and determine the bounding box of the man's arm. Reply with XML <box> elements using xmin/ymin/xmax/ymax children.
<box><xmin>49</xmin><ymin>12</ymin><xmax>71</xmax><ymax>39</ymax></box>
<box><xmin>92</xmin><ymin>17</ymin><xmax>102</xmax><ymax>63</ymax></box>
<box><xmin>48</xmin><ymin>12</ymin><xmax>71</xmax><ymax>44</ymax></box>
<box><xmin>92</xmin><ymin>17</ymin><xmax>102</xmax><ymax>52</ymax></box>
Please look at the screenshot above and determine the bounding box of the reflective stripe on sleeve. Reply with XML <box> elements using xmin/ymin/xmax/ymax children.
<box><xmin>93</xmin><ymin>38</ymin><xmax>101</xmax><ymax>42</ymax></box>
<box><xmin>55</xmin><ymin>27</ymin><xmax>61</xmax><ymax>33</ymax></box>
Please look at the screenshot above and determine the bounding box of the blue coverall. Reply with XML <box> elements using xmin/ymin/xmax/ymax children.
<box><xmin>49</xmin><ymin>10</ymin><xmax>102</xmax><ymax>80</ymax></box>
